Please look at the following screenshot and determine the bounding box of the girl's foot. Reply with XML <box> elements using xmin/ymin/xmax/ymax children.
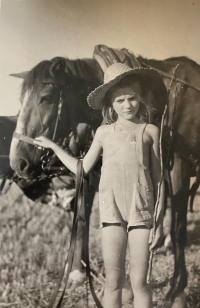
<box><xmin>122</xmin><ymin>279</ymin><xmax>134</xmax><ymax>304</ymax></box>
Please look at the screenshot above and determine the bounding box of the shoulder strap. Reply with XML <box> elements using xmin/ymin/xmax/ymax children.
<box><xmin>13</xmin><ymin>131</ymin><xmax>35</xmax><ymax>145</ymax></box>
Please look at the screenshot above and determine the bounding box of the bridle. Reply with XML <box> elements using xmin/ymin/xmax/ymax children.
<box><xmin>13</xmin><ymin>79</ymin><xmax>73</xmax><ymax>179</ymax></box>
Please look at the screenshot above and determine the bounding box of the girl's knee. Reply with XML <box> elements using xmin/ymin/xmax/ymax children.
<box><xmin>105</xmin><ymin>271</ymin><xmax>125</xmax><ymax>291</ymax></box>
<box><xmin>131</xmin><ymin>275</ymin><xmax>149</xmax><ymax>293</ymax></box>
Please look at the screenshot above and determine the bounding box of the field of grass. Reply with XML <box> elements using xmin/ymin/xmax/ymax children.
<box><xmin>0</xmin><ymin>182</ymin><xmax>200</xmax><ymax>308</ymax></box>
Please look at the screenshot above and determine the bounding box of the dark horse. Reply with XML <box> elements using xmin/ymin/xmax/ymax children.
<box><xmin>9</xmin><ymin>58</ymin><xmax>103</xmax><ymax>287</ymax></box>
<box><xmin>9</xmin><ymin>46</ymin><xmax>200</xmax><ymax>306</ymax></box>
<box><xmin>140</xmin><ymin>55</ymin><xmax>200</xmax><ymax>306</ymax></box>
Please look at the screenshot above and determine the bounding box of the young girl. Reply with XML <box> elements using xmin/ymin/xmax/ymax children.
<box><xmin>34</xmin><ymin>63</ymin><xmax>166</xmax><ymax>308</ymax></box>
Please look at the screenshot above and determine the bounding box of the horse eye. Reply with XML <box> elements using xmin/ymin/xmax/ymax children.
<box><xmin>41</xmin><ymin>96</ymin><xmax>52</xmax><ymax>104</ymax></box>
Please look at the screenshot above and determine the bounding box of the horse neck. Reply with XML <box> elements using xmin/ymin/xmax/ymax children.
<box><xmin>65</xmin><ymin>58</ymin><xmax>103</xmax><ymax>94</ymax></box>
<box><xmin>63</xmin><ymin>58</ymin><xmax>103</xmax><ymax>128</ymax></box>
<box><xmin>139</xmin><ymin>55</ymin><xmax>200</xmax><ymax>73</ymax></box>
<box><xmin>138</xmin><ymin>56</ymin><xmax>174</xmax><ymax>72</ymax></box>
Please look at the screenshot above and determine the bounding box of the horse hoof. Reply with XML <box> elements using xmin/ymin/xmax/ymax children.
<box><xmin>68</xmin><ymin>269</ymin><xmax>85</xmax><ymax>290</ymax></box>
<box><xmin>171</xmin><ymin>293</ymin><xmax>187</xmax><ymax>308</ymax></box>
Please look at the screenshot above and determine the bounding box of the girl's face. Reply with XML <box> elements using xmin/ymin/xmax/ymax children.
<box><xmin>110</xmin><ymin>85</ymin><xmax>141</xmax><ymax>121</ymax></box>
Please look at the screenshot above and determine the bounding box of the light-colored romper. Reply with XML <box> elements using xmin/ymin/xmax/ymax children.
<box><xmin>99</xmin><ymin>122</ymin><xmax>154</xmax><ymax>230</ymax></box>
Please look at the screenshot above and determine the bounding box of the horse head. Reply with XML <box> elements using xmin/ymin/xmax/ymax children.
<box><xmin>10</xmin><ymin>57</ymin><xmax>102</xmax><ymax>180</ymax></box>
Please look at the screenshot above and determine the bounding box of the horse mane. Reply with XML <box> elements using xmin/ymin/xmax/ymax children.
<box><xmin>165</xmin><ymin>56</ymin><xmax>200</xmax><ymax>68</ymax></box>
<box><xmin>20</xmin><ymin>56</ymin><xmax>102</xmax><ymax>103</ymax></box>
<box><xmin>20</xmin><ymin>60</ymin><xmax>53</xmax><ymax>102</ymax></box>
<box><xmin>21</xmin><ymin>57</ymin><xmax>84</xmax><ymax>96</ymax></box>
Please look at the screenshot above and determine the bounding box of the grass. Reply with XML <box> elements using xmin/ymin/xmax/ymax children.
<box><xmin>0</xmin><ymin>182</ymin><xmax>200</xmax><ymax>307</ymax></box>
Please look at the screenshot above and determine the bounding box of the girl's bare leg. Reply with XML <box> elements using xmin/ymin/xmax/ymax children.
<box><xmin>101</xmin><ymin>224</ymin><xmax>127</xmax><ymax>308</ymax></box>
<box><xmin>128</xmin><ymin>227</ymin><xmax>152</xmax><ymax>308</ymax></box>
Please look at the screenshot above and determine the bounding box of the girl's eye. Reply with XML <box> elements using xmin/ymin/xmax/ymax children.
<box><xmin>115</xmin><ymin>99</ymin><xmax>123</xmax><ymax>103</ymax></box>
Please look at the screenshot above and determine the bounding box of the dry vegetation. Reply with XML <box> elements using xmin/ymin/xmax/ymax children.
<box><xmin>0</xmin><ymin>182</ymin><xmax>200</xmax><ymax>308</ymax></box>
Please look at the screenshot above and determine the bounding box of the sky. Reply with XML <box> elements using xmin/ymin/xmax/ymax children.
<box><xmin>0</xmin><ymin>0</ymin><xmax>200</xmax><ymax>115</ymax></box>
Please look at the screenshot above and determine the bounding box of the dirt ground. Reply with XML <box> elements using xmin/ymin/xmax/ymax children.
<box><xmin>0</xmin><ymin>182</ymin><xmax>200</xmax><ymax>308</ymax></box>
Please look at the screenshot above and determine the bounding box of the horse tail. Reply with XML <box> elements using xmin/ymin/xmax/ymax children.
<box><xmin>189</xmin><ymin>164</ymin><xmax>200</xmax><ymax>213</ymax></box>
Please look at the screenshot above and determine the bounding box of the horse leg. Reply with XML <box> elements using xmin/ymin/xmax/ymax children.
<box><xmin>164</xmin><ymin>154</ymin><xmax>190</xmax><ymax>305</ymax></box>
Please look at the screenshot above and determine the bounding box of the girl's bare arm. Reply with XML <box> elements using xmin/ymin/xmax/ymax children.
<box><xmin>147</xmin><ymin>124</ymin><xmax>165</xmax><ymax>250</ymax></box>
<box><xmin>34</xmin><ymin>126</ymin><xmax>103</xmax><ymax>175</ymax></box>
<box><xmin>149</xmin><ymin>125</ymin><xmax>165</xmax><ymax>225</ymax></box>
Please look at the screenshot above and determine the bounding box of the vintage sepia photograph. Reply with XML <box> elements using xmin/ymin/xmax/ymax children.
<box><xmin>0</xmin><ymin>1</ymin><xmax>200</xmax><ymax>307</ymax></box>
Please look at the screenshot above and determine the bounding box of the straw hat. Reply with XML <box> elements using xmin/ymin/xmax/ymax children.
<box><xmin>87</xmin><ymin>63</ymin><xmax>167</xmax><ymax>111</ymax></box>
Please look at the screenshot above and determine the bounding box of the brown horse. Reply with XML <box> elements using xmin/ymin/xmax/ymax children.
<box><xmin>139</xmin><ymin>55</ymin><xmax>200</xmax><ymax>305</ymax></box>
<box><xmin>9</xmin><ymin>57</ymin><xmax>103</xmax><ymax>288</ymax></box>
<box><xmin>9</xmin><ymin>48</ymin><xmax>200</xmax><ymax>306</ymax></box>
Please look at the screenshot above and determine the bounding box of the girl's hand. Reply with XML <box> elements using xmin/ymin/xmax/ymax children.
<box><xmin>150</xmin><ymin>224</ymin><xmax>164</xmax><ymax>251</ymax></box>
<box><xmin>33</xmin><ymin>136</ymin><xmax>55</xmax><ymax>150</ymax></box>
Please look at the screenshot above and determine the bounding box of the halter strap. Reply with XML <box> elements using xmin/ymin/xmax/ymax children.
<box><xmin>42</xmin><ymin>78</ymin><xmax>66</xmax><ymax>85</ymax></box>
<box><xmin>13</xmin><ymin>131</ymin><xmax>35</xmax><ymax>145</ymax></box>
<box><xmin>13</xmin><ymin>87</ymin><xmax>64</xmax><ymax>146</ymax></box>
<box><xmin>52</xmin><ymin>90</ymin><xmax>63</xmax><ymax>141</ymax></box>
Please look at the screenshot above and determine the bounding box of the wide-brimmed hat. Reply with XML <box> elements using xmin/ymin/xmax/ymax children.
<box><xmin>87</xmin><ymin>63</ymin><xmax>167</xmax><ymax>111</ymax></box>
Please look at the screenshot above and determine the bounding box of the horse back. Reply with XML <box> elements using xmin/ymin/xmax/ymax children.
<box><xmin>140</xmin><ymin>56</ymin><xmax>200</xmax><ymax>163</ymax></box>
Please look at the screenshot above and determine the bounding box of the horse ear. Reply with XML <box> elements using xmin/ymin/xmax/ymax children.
<box><xmin>49</xmin><ymin>57</ymin><xmax>66</xmax><ymax>78</ymax></box>
<box><xmin>9</xmin><ymin>71</ymin><xmax>29</xmax><ymax>79</ymax></box>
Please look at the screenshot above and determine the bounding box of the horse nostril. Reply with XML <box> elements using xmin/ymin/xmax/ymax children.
<box><xmin>19</xmin><ymin>158</ymin><xmax>29</xmax><ymax>172</ymax></box>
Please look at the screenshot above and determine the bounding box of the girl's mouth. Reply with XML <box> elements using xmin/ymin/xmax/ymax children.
<box><xmin>124</xmin><ymin>111</ymin><xmax>133</xmax><ymax>114</ymax></box>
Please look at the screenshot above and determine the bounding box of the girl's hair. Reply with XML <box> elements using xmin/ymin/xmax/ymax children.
<box><xmin>102</xmin><ymin>75</ymin><xmax>156</xmax><ymax>124</ymax></box>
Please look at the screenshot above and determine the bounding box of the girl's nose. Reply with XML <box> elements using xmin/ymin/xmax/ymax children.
<box><xmin>124</xmin><ymin>99</ymin><xmax>132</xmax><ymax>108</ymax></box>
